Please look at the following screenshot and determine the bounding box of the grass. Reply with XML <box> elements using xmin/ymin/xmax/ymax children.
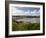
<box><xmin>12</xmin><ymin>19</ymin><xmax>40</xmax><ymax>31</ymax></box>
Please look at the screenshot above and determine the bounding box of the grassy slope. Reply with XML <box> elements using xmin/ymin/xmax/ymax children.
<box><xmin>12</xmin><ymin>19</ymin><xmax>40</xmax><ymax>31</ymax></box>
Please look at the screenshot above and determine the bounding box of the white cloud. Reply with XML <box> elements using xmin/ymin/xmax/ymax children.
<box><xmin>12</xmin><ymin>8</ymin><xmax>24</xmax><ymax>15</ymax></box>
<box><xmin>12</xmin><ymin>7</ymin><xmax>40</xmax><ymax>16</ymax></box>
<box><xmin>37</xmin><ymin>10</ymin><xmax>40</xmax><ymax>13</ymax></box>
<box><xmin>25</xmin><ymin>10</ymin><xmax>30</xmax><ymax>14</ymax></box>
<box><xmin>31</xmin><ymin>10</ymin><xmax>37</xmax><ymax>14</ymax></box>
<box><xmin>30</xmin><ymin>10</ymin><xmax>40</xmax><ymax>16</ymax></box>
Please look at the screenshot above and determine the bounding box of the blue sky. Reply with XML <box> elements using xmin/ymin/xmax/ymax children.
<box><xmin>12</xmin><ymin>7</ymin><xmax>40</xmax><ymax>16</ymax></box>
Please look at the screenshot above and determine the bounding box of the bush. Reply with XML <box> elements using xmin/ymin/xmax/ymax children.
<box><xmin>12</xmin><ymin>19</ymin><xmax>40</xmax><ymax>31</ymax></box>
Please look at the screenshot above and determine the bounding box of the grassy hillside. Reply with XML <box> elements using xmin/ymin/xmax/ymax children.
<box><xmin>12</xmin><ymin>19</ymin><xmax>40</xmax><ymax>31</ymax></box>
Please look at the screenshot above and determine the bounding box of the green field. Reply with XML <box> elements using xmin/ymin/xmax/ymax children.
<box><xmin>12</xmin><ymin>19</ymin><xmax>40</xmax><ymax>31</ymax></box>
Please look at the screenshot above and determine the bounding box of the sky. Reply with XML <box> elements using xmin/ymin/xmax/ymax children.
<box><xmin>12</xmin><ymin>7</ymin><xmax>40</xmax><ymax>16</ymax></box>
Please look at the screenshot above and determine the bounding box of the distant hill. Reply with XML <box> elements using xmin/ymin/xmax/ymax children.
<box><xmin>12</xmin><ymin>16</ymin><xmax>40</xmax><ymax>18</ymax></box>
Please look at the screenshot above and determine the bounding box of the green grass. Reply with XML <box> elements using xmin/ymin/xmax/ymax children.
<box><xmin>12</xmin><ymin>19</ymin><xmax>40</xmax><ymax>31</ymax></box>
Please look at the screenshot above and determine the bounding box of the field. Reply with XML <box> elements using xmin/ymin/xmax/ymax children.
<box><xmin>12</xmin><ymin>17</ymin><xmax>40</xmax><ymax>31</ymax></box>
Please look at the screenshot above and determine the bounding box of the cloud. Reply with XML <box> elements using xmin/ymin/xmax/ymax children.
<box><xmin>12</xmin><ymin>7</ymin><xmax>40</xmax><ymax>16</ymax></box>
<box><xmin>30</xmin><ymin>10</ymin><xmax>40</xmax><ymax>16</ymax></box>
<box><xmin>12</xmin><ymin>8</ymin><xmax>25</xmax><ymax>15</ymax></box>
<box><xmin>24</xmin><ymin>10</ymin><xmax>40</xmax><ymax>16</ymax></box>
